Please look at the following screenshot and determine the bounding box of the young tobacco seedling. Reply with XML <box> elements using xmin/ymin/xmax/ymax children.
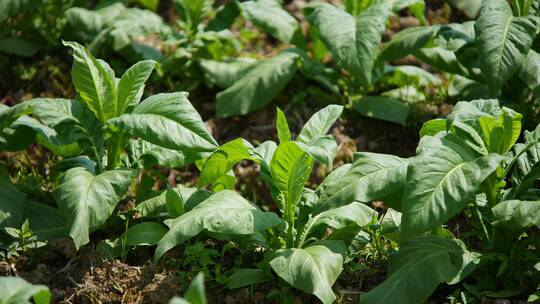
<box><xmin>358</xmin><ymin>99</ymin><xmax>540</xmax><ymax>303</ymax></box>
<box><xmin>0</xmin><ymin>41</ymin><xmax>217</xmax><ymax>251</ymax></box>
<box><xmin>153</xmin><ymin>105</ymin><xmax>408</xmax><ymax>303</ymax></box>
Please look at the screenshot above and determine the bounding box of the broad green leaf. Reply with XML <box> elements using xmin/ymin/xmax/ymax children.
<box><xmin>301</xmin><ymin>202</ymin><xmax>376</xmax><ymax>242</ymax></box>
<box><xmin>216</xmin><ymin>51</ymin><xmax>299</xmax><ymax>117</ymax></box>
<box><xmin>240</xmin><ymin>0</ymin><xmax>305</xmax><ymax>47</ymax></box>
<box><xmin>448</xmin><ymin>75</ymin><xmax>489</xmax><ymax>100</ymax></box>
<box><xmin>353</xmin><ymin>96</ymin><xmax>409</xmax><ymax>125</ymax></box>
<box><xmin>475</xmin><ymin>0</ymin><xmax>539</xmax><ymax>96</ymax></box>
<box><xmin>206</xmin><ymin>1</ymin><xmax>241</xmax><ymax>32</ymax></box>
<box><xmin>109</xmin><ymin>92</ymin><xmax>218</xmax><ymax>152</ymax></box>
<box><xmin>0</xmin><ymin>36</ymin><xmax>41</xmax><ymax>57</ymax></box>
<box><xmin>492</xmin><ymin>200</ymin><xmax>540</xmax><ymax>229</ymax></box>
<box><xmin>199</xmin><ymin>59</ymin><xmax>256</xmax><ymax>88</ymax></box>
<box><xmin>116</xmin><ymin>60</ymin><xmax>156</xmax><ymax>116</ymax></box>
<box><xmin>165</xmin><ymin>185</ymin><xmax>185</xmax><ymax>218</ymax></box>
<box><xmin>297</xmin><ymin>104</ymin><xmax>343</xmax><ymax>143</ymax></box>
<box><xmin>106</xmin><ymin>8</ymin><xmax>168</xmax><ymax>52</ymax></box>
<box><xmin>54</xmin><ymin>167</ymin><xmax>134</xmax><ymax>249</ymax></box>
<box><xmin>0</xmin><ymin>101</ymin><xmax>32</xmax><ymax>129</ymax></box>
<box><xmin>0</xmin><ymin>166</ymin><xmax>27</xmax><ymax>230</ymax></box>
<box><xmin>414</xmin><ymin>47</ymin><xmax>473</xmax><ymax>78</ymax></box>
<box><xmin>444</xmin><ymin>100</ymin><xmax>522</xmax><ymax>154</ymax></box>
<box><xmin>270</xmin><ymin>141</ymin><xmax>314</xmax><ymax>210</ymax></box>
<box><xmin>270</xmin><ymin>240</ymin><xmax>346</xmax><ymax>304</ymax></box>
<box><xmin>519</xmin><ymin>50</ymin><xmax>540</xmax><ymax>103</ymax></box>
<box><xmin>63</xmin><ymin>41</ymin><xmax>117</xmax><ymax>122</ymax></box>
<box><xmin>401</xmin><ymin>134</ymin><xmax>504</xmax><ymax>241</ymax></box>
<box><xmin>379</xmin><ymin>26</ymin><xmax>439</xmax><ymax>61</ymax></box>
<box><xmin>226</xmin><ymin>268</ymin><xmax>273</xmax><ymax>289</ymax></box>
<box><xmin>155</xmin><ymin>190</ymin><xmax>282</xmax><ymax>261</ymax></box>
<box><xmin>309</xmin><ymin>2</ymin><xmax>393</xmax><ymax>86</ymax></box>
<box><xmin>315</xmin><ymin>152</ymin><xmax>408</xmax><ymax>212</ymax></box>
<box><xmin>135</xmin><ymin>186</ymin><xmax>210</xmax><ymax>219</ymax></box>
<box><xmin>447</xmin><ymin>0</ymin><xmax>481</xmax><ymax>18</ymax></box>
<box><xmin>383</xmin><ymin>65</ymin><xmax>441</xmax><ymax>87</ymax></box>
<box><xmin>297</xmin><ymin>135</ymin><xmax>337</xmax><ymax>168</ymax></box>
<box><xmin>30</xmin><ymin>98</ymin><xmax>104</xmax><ymax>159</ymax></box>
<box><xmin>419</xmin><ymin>118</ymin><xmax>446</xmax><ymax>137</ymax></box>
<box><xmin>23</xmin><ymin>201</ymin><xmax>68</xmax><ymax>241</ymax></box>
<box><xmin>275</xmin><ymin>107</ymin><xmax>291</xmax><ymax>143</ymax></box>
<box><xmin>391</xmin><ymin>0</ymin><xmax>426</xmax><ymax>24</ymax></box>
<box><xmin>362</xmin><ymin>236</ymin><xmax>481</xmax><ymax>304</ymax></box>
<box><xmin>125</xmin><ymin>222</ymin><xmax>167</xmax><ymax>246</ymax></box>
<box><xmin>128</xmin><ymin>139</ymin><xmax>187</xmax><ymax>168</ymax></box>
<box><xmin>0</xmin><ymin>276</ymin><xmax>51</xmax><ymax>304</ymax></box>
<box><xmin>198</xmin><ymin>138</ymin><xmax>255</xmax><ymax>188</ymax></box>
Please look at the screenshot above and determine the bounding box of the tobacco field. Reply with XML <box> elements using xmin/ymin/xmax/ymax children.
<box><xmin>1</xmin><ymin>0</ymin><xmax>540</xmax><ymax>303</ymax></box>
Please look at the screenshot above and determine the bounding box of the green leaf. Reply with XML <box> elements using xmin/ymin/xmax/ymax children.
<box><xmin>125</xmin><ymin>222</ymin><xmax>167</xmax><ymax>246</ymax></box>
<box><xmin>270</xmin><ymin>141</ymin><xmax>314</xmax><ymax>210</ymax></box>
<box><xmin>0</xmin><ymin>36</ymin><xmax>41</xmax><ymax>57</ymax></box>
<box><xmin>275</xmin><ymin>107</ymin><xmax>291</xmax><ymax>143</ymax></box>
<box><xmin>63</xmin><ymin>41</ymin><xmax>117</xmax><ymax>122</ymax></box>
<box><xmin>0</xmin><ymin>276</ymin><xmax>51</xmax><ymax>304</ymax></box>
<box><xmin>379</xmin><ymin>25</ymin><xmax>439</xmax><ymax>61</ymax></box>
<box><xmin>519</xmin><ymin>50</ymin><xmax>540</xmax><ymax>103</ymax></box>
<box><xmin>129</xmin><ymin>139</ymin><xmax>187</xmax><ymax>168</ymax></box>
<box><xmin>309</xmin><ymin>2</ymin><xmax>393</xmax><ymax>85</ymax></box>
<box><xmin>116</xmin><ymin>60</ymin><xmax>156</xmax><ymax>116</ymax></box>
<box><xmin>361</xmin><ymin>236</ymin><xmax>481</xmax><ymax>304</ymax></box>
<box><xmin>198</xmin><ymin>138</ymin><xmax>255</xmax><ymax>188</ymax></box>
<box><xmin>447</xmin><ymin>0</ymin><xmax>481</xmax><ymax>18</ymax></box>
<box><xmin>301</xmin><ymin>202</ymin><xmax>376</xmax><ymax>242</ymax></box>
<box><xmin>199</xmin><ymin>59</ymin><xmax>256</xmax><ymax>88</ymax></box>
<box><xmin>270</xmin><ymin>240</ymin><xmax>346</xmax><ymax>304</ymax></box>
<box><xmin>23</xmin><ymin>201</ymin><xmax>68</xmax><ymax>241</ymax></box>
<box><xmin>414</xmin><ymin>47</ymin><xmax>472</xmax><ymax>78</ymax></box>
<box><xmin>155</xmin><ymin>190</ymin><xmax>282</xmax><ymax>261</ymax></box>
<box><xmin>297</xmin><ymin>135</ymin><xmax>337</xmax><ymax>168</ymax></box>
<box><xmin>392</xmin><ymin>0</ymin><xmax>426</xmax><ymax>24</ymax></box>
<box><xmin>315</xmin><ymin>152</ymin><xmax>408</xmax><ymax>212</ymax></box>
<box><xmin>0</xmin><ymin>166</ymin><xmax>27</xmax><ymax>230</ymax></box>
<box><xmin>216</xmin><ymin>51</ymin><xmax>299</xmax><ymax>117</ymax></box>
<box><xmin>353</xmin><ymin>96</ymin><xmax>409</xmax><ymax>125</ymax></box>
<box><xmin>475</xmin><ymin>0</ymin><xmax>539</xmax><ymax>96</ymax></box>
<box><xmin>0</xmin><ymin>101</ymin><xmax>32</xmax><ymax>129</ymax></box>
<box><xmin>30</xmin><ymin>98</ymin><xmax>105</xmax><ymax>160</ymax></box>
<box><xmin>226</xmin><ymin>268</ymin><xmax>273</xmax><ymax>289</ymax></box>
<box><xmin>240</xmin><ymin>0</ymin><xmax>305</xmax><ymax>47</ymax></box>
<box><xmin>297</xmin><ymin>104</ymin><xmax>343</xmax><ymax>143</ymax></box>
<box><xmin>109</xmin><ymin>92</ymin><xmax>218</xmax><ymax>152</ymax></box>
<box><xmin>54</xmin><ymin>167</ymin><xmax>134</xmax><ymax>249</ymax></box>
<box><xmin>165</xmin><ymin>185</ymin><xmax>185</xmax><ymax>218</ymax></box>
<box><xmin>401</xmin><ymin>135</ymin><xmax>504</xmax><ymax>241</ymax></box>
<box><xmin>176</xmin><ymin>0</ymin><xmax>212</xmax><ymax>32</ymax></box>
<box><xmin>207</xmin><ymin>1</ymin><xmax>241</xmax><ymax>32</ymax></box>
<box><xmin>493</xmin><ymin>200</ymin><xmax>540</xmax><ymax>229</ymax></box>
<box><xmin>184</xmin><ymin>272</ymin><xmax>207</xmax><ymax>304</ymax></box>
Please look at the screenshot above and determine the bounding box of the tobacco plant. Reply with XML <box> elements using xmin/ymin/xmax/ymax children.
<box><xmin>354</xmin><ymin>99</ymin><xmax>540</xmax><ymax>303</ymax></box>
<box><xmin>0</xmin><ymin>41</ymin><xmax>217</xmax><ymax>251</ymax></box>
<box><xmin>152</xmin><ymin>105</ymin><xmax>410</xmax><ymax>303</ymax></box>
